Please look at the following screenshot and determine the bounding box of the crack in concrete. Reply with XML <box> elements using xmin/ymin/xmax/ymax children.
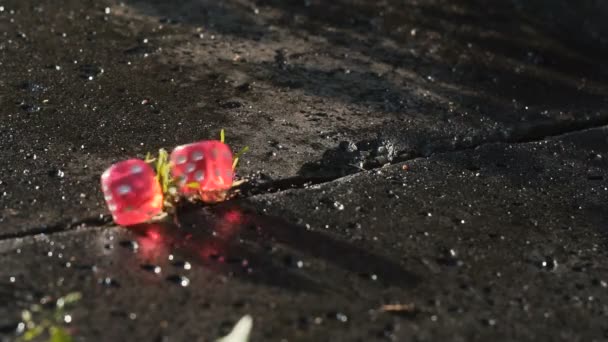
<box><xmin>502</xmin><ymin>116</ymin><xmax>608</xmax><ymax>144</ymax></box>
<box><xmin>240</xmin><ymin>119</ymin><xmax>608</xmax><ymax>196</ymax></box>
<box><xmin>389</xmin><ymin>116</ymin><xmax>608</xmax><ymax>164</ymax></box>
<box><xmin>0</xmin><ymin>216</ymin><xmax>113</xmax><ymax>241</ymax></box>
<box><xmin>2</xmin><ymin>120</ymin><xmax>606</xmax><ymax>242</ymax></box>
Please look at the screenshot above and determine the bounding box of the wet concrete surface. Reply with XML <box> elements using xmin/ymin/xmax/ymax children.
<box><xmin>1</xmin><ymin>0</ymin><xmax>608</xmax><ymax>340</ymax></box>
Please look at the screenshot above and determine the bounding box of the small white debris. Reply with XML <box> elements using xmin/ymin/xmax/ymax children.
<box><xmin>217</xmin><ymin>315</ymin><xmax>253</xmax><ymax>342</ymax></box>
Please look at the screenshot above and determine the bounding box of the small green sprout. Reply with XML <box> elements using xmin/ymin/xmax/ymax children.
<box><xmin>232</xmin><ymin>146</ymin><xmax>249</xmax><ymax>171</ymax></box>
<box><xmin>18</xmin><ymin>292</ymin><xmax>82</xmax><ymax>342</ymax></box>
<box><xmin>144</xmin><ymin>148</ymin><xmax>179</xmax><ymax>211</ymax></box>
<box><xmin>220</xmin><ymin>129</ymin><xmax>249</xmax><ymax>171</ymax></box>
<box><xmin>155</xmin><ymin>149</ymin><xmax>174</xmax><ymax>195</ymax></box>
<box><xmin>143</xmin><ymin>130</ymin><xmax>249</xmax><ymax>210</ymax></box>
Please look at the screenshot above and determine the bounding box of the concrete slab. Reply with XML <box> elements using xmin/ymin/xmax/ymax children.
<box><xmin>1</xmin><ymin>127</ymin><xmax>607</xmax><ymax>341</ymax></box>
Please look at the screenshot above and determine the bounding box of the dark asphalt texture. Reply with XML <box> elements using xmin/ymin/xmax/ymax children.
<box><xmin>1</xmin><ymin>0</ymin><xmax>608</xmax><ymax>341</ymax></box>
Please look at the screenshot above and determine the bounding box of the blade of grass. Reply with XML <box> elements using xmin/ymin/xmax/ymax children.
<box><xmin>155</xmin><ymin>149</ymin><xmax>171</xmax><ymax>194</ymax></box>
<box><xmin>232</xmin><ymin>146</ymin><xmax>249</xmax><ymax>170</ymax></box>
<box><xmin>155</xmin><ymin>150</ymin><xmax>164</xmax><ymax>184</ymax></box>
<box><xmin>21</xmin><ymin>325</ymin><xmax>44</xmax><ymax>341</ymax></box>
<box><xmin>186</xmin><ymin>182</ymin><xmax>200</xmax><ymax>189</ymax></box>
<box><xmin>56</xmin><ymin>293</ymin><xmax>81</xmax><ymax>309</ymax></box>
<box><xmin>144</xmin><ymin>152</ymin><xmax>155</xmax><ymax>163</ymax></box>
<box><xmin>162</xmin><ymin>163</ymin><xmax>171</xmax><ymax>194</ymax></box>
<box><xmin>50</xmin><ymin>326</ymin><xmax>73</xmax><ymax>342</ymax></box>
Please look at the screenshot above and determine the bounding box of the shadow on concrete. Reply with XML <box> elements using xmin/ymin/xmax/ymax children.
<box><xmin>125</xmin><ymin>0</ymin><xmax>608</xmax><ymax>119</ymax></box>
<box><xmin>123</xmin><ymin>0</ymin><xmax>608</xmax><ymax>181</ymax></box>
<box><xmin>129</xmin><ymin>200</ymin><xmax>419</xmax><ymax>293</ymax></box>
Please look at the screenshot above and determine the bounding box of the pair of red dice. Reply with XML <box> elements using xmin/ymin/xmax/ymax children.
<box><xmin>101</xmin><ymin>140</ymin><xmax>234</xmax><ymax>226</ymax></box>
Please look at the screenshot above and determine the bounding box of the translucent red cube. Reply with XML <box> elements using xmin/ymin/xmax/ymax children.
<box><xmin>170</xmin><ymin>140</ymin><xmax>234</xmax><ymax>194</ymax></box>
<box><xmin>101</xmin><ymin>159</ymin><xmax>163</xmax><ymax>226</ymax></box>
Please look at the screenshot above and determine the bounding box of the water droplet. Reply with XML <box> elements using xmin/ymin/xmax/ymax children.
<box><xmin>482</xmin><ymin>318</ymin><xmax>497</xmax><ymax>326</ymax></box>
<box><xmin>141</xmin><ymin>264</ymin><xmax>161</xmax><ymax>274</ymax></box>
<box><xmin>540</xmin><ymin>257</ymin><xmax>558</xmax><ymax>271</ymax></box>
<box><xmin>99</xmin><ymin>277</ymin><xmax>120</xmax><ymax>287</ymax></box>
<box><xmin>119</xmin><ymin>240</ymin><xmax>139</xmax><ymax>252</ymax></box>
<box><xmin>328</xmin><ymin>312</ymin><xmax>348</xmax><ymax>323</ymax></box>
<box><xmin>171</xmin><ymin>260</ymin><xmax>192</xmax><ymax>270</ymax></box>
<box><xmin>283</xmin><ymin>255</ymin><xmax>304</xmax><ymax>268</ymax></box>
<box><xmin>166</xmin><ymin>275</ymin><xmax>189</xmax><ymax>287</ymax></box>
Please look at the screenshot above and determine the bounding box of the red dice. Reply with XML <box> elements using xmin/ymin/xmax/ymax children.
<box><xmin>170</xmin><ymin>140</ymin><xmax>234</xmax><ymax>195</ymax></box>
<box><xmin>101</xmin><ymin>159</ymin><xmax>164</xmax><ymax>226</ymax></box>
